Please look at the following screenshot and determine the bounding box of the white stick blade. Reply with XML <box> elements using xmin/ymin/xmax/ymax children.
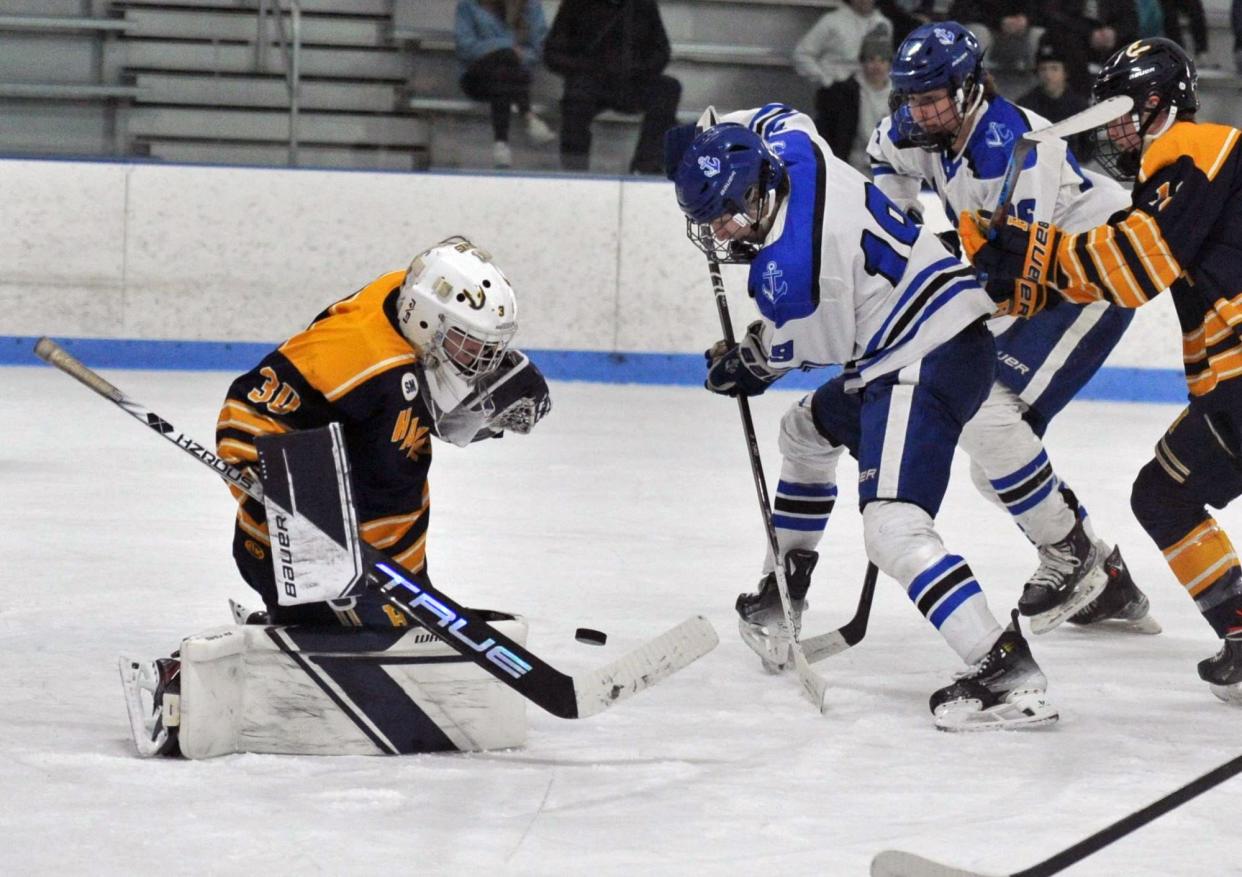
<box><xmin>1023</xmin><ymin>95</ymin><xmax>1133</xmax><ymax>143</ymax></box>
<box><xmin>871</xmin><ymin>850</ymin><xmax>999</xmax><ymax>877</ymax></box>
<box><xmin>573</xmin><ymin>616</ymin><xmax>718</xmax><ymax>718</ymax></box>
<box><xmin>792</xmin><ymin>647</ymin><xmax>828</xmax><ymax>712</ymax></box>
<box><xmin>802</xmin><ymin>628</ymin><xmax>851</xmax><ymax>663</ymax></box>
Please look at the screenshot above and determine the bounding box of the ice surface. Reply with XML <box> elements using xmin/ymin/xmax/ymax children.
<box><xmin>0</xmin><ymin>366</ymin><xmax>1237</xmax><ymax>876</ymax></box>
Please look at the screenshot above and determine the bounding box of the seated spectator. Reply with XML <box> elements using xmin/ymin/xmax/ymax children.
<box><xmin>543</xmin><ymin>0</ymin><xmax>681</xmax><ymax>175</ymax></box>
<box><xmin>455</xmin><ymin>0</ymin><xmax>556</xmax><ymax>169</ymax></box>
<box><xmin>814</xmin><ymin>28</ymin><xmax>893</xmax><ymax>169</ymax></box>
<box><xmin>794</xmin><ymin>0</ymin><xmax>893</xmax><ymax>91</ymax></box>
<box><xmin>1017</xmin><ymin>39</ymin><xmax>1091</xmax><ymax>157</ymax></box>
<box><xmin>948</xmin><ymin>0</ymin><xmax>1042</xmax><ymax>70</ymax></box>
<box><xmin>1161</xmin><ymin>0</ymin><xmax>1210</xmax><ymax>67</ymax></box>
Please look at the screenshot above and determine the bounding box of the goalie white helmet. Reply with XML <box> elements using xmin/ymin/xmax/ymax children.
<box><xmin>396</xmin><ymin>236</ymin><xmax>518</xmax><ymax>382</ymax></box>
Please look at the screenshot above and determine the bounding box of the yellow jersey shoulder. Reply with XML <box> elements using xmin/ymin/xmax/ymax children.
<box><xmin>279</xmin><ymin>270</ymin><xmax>419</xmax><ymax>402</ymax></box>
<box><xmin>1140</xmin><ymin>121</ymin><xmax>1242</xmax><ymax>184</ymax></box>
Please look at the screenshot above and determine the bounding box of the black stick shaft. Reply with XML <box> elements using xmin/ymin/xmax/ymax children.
<box><xmin>1014</xmin><ymin>754</ymin><xmax>1242</xmax><ymax>877</ymax></box>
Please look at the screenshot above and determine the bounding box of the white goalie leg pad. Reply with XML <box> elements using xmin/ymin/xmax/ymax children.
<box><xmin>958</xmin><ymin>383</ymin><xmax>1076</xmax><ymax>546</ymax></box>
<box><xmin>175</xmin><ymin>616</ymin><xmax>529</xmax><ymax>758</ymax></box>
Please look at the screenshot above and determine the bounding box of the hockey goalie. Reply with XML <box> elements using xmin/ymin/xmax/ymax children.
<box><xmin>120</xmin><ymin>237</ymin><xmax>553</xmax><ymax>758</ymax></box>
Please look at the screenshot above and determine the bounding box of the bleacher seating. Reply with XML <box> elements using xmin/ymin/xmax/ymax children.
<box><xmin>0</xmin><ymin>0</ymin><xmax>1239</xmax><ymax>172</ymax></box>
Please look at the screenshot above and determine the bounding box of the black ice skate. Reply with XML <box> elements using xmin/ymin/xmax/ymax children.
<box><xmin>1019</xmin><ymin>517</ymin><xmax>1108</xmax><ymax>635</ymax></box>
<box><xmin>1067</xmin><ymin>544</ymin><xmax>1162</xmax><ymax>634</ymax></box>
<box><xmin>736</xmin><ymin>549</ymin><xmax>816</xmax><ymax>674</ymax></box>
<box><xmin>119</xmin><ymin>655</ymin><xmax>182</xmax><ymax>757</ymax></box>
<box><xmin>930</xmin><ymin>611</ymin><xmax>1058</xmax><ymax>731</ymax></box>
<box><xmin>1198</xmin><ymin>595</ymin><xmax>1242</xmax><ymax>705</ymax></box>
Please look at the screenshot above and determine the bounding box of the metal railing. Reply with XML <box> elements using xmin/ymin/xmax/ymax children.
<box><xmin>255</xmin><ymin>0</ymin><xmax>302</xmax><ymax>166</ymax></box>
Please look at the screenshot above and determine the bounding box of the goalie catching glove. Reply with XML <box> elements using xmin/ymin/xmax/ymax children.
<box><xmin>705</xmin><ymin>320</ymin><xmax>787</xmax><ymax>397</ymax></box>
<box><xmin>960</xmin><ymin>211</ymin><xmax>1066</xmax><ymax>319</ymax></box>
<box><xmin>482</xmin><ymin>349</ymin><xmax>551</xmax><ymax>434</ymax></box>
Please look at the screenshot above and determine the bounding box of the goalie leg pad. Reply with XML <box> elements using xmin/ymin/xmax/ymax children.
<box><xmin>167</xmin><ymin>614</ymin><xmax>529</xmax><ymax>758</ymax></box>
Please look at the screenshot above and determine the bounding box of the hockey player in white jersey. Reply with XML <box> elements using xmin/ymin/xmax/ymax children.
<box><xmin>671</xmin><ymin>104</ymin><xmax>1058</xmax><ymax>730</ymax></box>
<box><xmin>867</xmin><ymin>21</ymin><xmax>1159</xmax><ymax>634</ymax></box>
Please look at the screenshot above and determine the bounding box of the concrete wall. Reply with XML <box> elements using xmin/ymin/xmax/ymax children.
<box><xmin>0</xmin><ymin>157</ymin><xmax>1182</xmax><ymax>371</ymax></box>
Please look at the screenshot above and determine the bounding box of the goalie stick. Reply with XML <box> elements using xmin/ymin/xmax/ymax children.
<box><xmin>986</xmin><ymin>95</ymin><xmax>1133</xmax><ymax>235</ymax></box>
<box><xmin>870</xmin><ymin>752</ymin><xmax>1242</xmax><ymax>877</ymax></box>
<box><xmin>34</xmin><ymin>337</ymin><xmax>718</xmax><ymax>720</ymax></box>
<box><xmin>706</xmin><ymin>256</ymin><xmax>876</xmax><ymax>710</ymax></box>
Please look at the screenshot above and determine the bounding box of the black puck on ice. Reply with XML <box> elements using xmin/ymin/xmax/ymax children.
<box><xmin>575</xmin><ymin>627</ymin><xmax>608</xmax><ymax>646</ymax></box>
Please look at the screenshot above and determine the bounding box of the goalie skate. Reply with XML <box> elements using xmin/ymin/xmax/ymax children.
<box><xmin>736</xmin><ymin>549</ymin><xmax>816</xmax><ymax>674</ymax></box>
<box><xmin>119</xmin><ymin>656</ymin><xmax>182</xmax><ymax>757</ymax></box>
<box><xmin>930</xmin><ymin>611</ymin><xmax>1058</xmax><ymax>732</ymax></box>
<box><xmin>1021</xmin><ymin>519</ymin><xmax>1108</xmax><ymax>635</ymax></box>
<box><xmin>1067</xmin><ymin>544</ymin><xmax>1161</xmax><ymax>634</ymax></box>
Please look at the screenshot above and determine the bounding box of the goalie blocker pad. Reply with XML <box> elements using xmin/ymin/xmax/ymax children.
<box><xmin>255</xmin><ymin>424</ymin><xmax>366</xmax><ymax>606</ymax></box>
<box><xmin>173</xmin><ymin>613</ymin><xmax>529</xmax><ymax>758</ymax></box>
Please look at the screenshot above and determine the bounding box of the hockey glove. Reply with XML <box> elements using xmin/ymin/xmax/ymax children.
<box><xmin>960</xmin><ymin>211</ymin><xmax>1065</xmax><ymax>319</ymax></box>
<box><xmin>704</xmin><ymin>320</ymin><xmax>786</xmax><ymax>397</ymax></box>
<box><xmin>486</xmin><ymin>350</ymin><xmax>551</xmax><ymax>435</ymax></box>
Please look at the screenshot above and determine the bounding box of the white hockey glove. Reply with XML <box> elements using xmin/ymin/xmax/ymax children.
<box><xmin>704</xmin><ymin>320</ymin><xmax>786</xmax><ymax>397</ymax></box>
<box><xmin>482</xmin><ymin>350</ymin><xmax>551</xmax><ymax>435</ymax></box>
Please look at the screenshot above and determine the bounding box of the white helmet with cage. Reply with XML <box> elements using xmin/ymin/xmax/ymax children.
<box><xmin>396</xmin><ymin>235</ymin><xmax>518</xmax><ymax>381</ymax></box>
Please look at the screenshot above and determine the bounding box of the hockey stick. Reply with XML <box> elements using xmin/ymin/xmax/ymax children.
<box><xmin>802</xmin><ymin>560</ymin><xmax>878</xmax><ymax>663</ymax></box>
<box><xmin>706</xmin><ymin>255</ymin><xmax>834</xmax><ymax>710</ymax></box>
<box><xmin>987</xmin><ymin>95</ymin><xmax>1133</xmax><ymax>233</ymax></box>
<box><xmin>870</xmin><ymin>752</ymin><xmax>1242</xmax><ymax>877</ymax></box>
<box><xmin>34</xmin><ymin>337</ymin><xmax>718</xmax><ymax>720</ymax></box>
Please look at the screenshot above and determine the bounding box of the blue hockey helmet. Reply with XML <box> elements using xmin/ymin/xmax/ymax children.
<box><xmin>673</xmin><ymin>123</ymin><xmax>786</xmax><ymax>263</ymax></box>
<box><xmin>888</xmin><ymin>22</ymin><xmax>985</xmax><ymax>151</ymax></box>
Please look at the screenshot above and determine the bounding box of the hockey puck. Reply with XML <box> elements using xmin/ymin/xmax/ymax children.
<box><xmin>574</xmin><ymin>627</ymin><xmax>608</xmax><ymax>646</ymax></box>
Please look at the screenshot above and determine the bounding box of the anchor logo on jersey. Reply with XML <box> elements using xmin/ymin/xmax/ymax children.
<box><xmin>985</xmin><ymin>122</ymin><xmax>1014</xmax><ymax>149</ymax></box>
<box><xmin>698</xmin><ymin>156</ymin><xmax>721</xmax><ymax>177</ymax></box>
<box><xmin>761</xmin><ymin>260</ymin><xmax>788</xmax><ymax>304</ymax></box>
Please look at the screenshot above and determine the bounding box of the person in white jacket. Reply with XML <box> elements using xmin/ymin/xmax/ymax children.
<box><xmin>793</xmin><ymin>0</ymin><xmax>893</xmax><ymax>90</ymax></box>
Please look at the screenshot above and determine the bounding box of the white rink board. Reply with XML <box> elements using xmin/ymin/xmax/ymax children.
<box><xmin>0</xmin><ymin>157</ymin><xmax>1182</xmax><ymax>368</ymax></box>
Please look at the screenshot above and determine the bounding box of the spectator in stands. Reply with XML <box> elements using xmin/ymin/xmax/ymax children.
<box><xmin>1036</xmin><ymin>0</ymin><xmax>1136</xmax><ymax>94</ymax></box>
<box><xmin>794</xmin><ymin>0</ymin><xmax>893</xmax><ymax>91</ymax></box>
<box><xmin>455</xmin><ymin>0</ymin><xmax>557</xmax><ymax>169</ymax></box>
<box><xmin>879</xmin><ymin>0</ymin><xmax>935</xmax><ymax>43</ymax></box>
<box><xmin>1161</xmin><ymin>0</ymin><xmax>1210</xmax><ymax>67</ymax></box>
<box><xmin>543</xmin><ymin>0</ymin><xmax>682</xmax><ymax>175</ymax></box>
<box><xmin>1017</xmin><ymin>38</ymin><xmax>1092</xmax><ymax>157</ymax></box>
<box><xmin>948</xmin><ymin>0</ymin><xmax>1041</xmax><ymax>70</ymax></box>
<box><xmin>814</xmin><ymin>28</ymin><xmax>892</xmax><ymax>169</ymax></box>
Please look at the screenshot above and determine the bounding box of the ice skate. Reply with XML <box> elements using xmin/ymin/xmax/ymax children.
<box><xmin>119</xmin><ymin>655</ymin><xmax>182</xmax><ymax>757</ymax></box>
<box><xmin>1199</xmin><ymin>637</ymin><xmax>1242</xmax><ymax>705</ymax></box>
<box><xmin>228</xmin><ymin>597</ymin><xmax>269</xmax><ymax>626</ymax></box>
<box><xmin>1067</xmin><ymin>544</ymin><xmax>1161</xmax><ymax>634</ymax></box>
<box><xmin>736</xmin><ymin>549</ymin><xmax>816</xmax><ymax>673</ymax></box>
<box><xmin>1019</xmin><ymin>518</ymin><xmax>1108</xmax><ymax>634</ymax></box>
<box><xmin>930</xmin><ymin>611</ymin><xmax>1058</xmax><ymax>731</ymax></box>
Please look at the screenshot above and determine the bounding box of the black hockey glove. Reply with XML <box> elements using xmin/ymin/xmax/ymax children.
<box><xmin>704</xmin><ymin>320</ymin><xmax>786</xmax><ymax>397</ymax></box>
<box><xmin>486</xmin><ymin>350</ymin><xmax>551</xmax><ymax>435</ymax></box>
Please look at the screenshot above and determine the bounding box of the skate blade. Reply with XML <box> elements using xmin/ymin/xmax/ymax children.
<box><xmin>933</xmin><ymin>691</ymin><xmax>1059</xmax><ymax>732</ymax></box>
<box><xmin>1028</xmin><ymin>567</ymin><xmax>1109</xmax><ymax>635</ymax></box>
<box><xmin>738</xmin><ymin>618</ymin><xmax>792</xmax><ymax>674</ymax></box>
<box><xmin>1093</xmin><ymin>613</ymin><xmax>1163</xmax><ymax>635</ymax></box>
<box><xmin>118</xmin><ymin>656</ymin><xmax>167</xmax><ymax>758</ymax></box>
<box><xmin>1209</xmin><ymin>682</ymin><xmax>1242</xmax><ymax>705</ymax></box>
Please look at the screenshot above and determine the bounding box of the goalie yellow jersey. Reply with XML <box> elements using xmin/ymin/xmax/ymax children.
<box><xmin>215</xmin><ymin>270</ymin><xmax>434</xmax><ymax>574</ymax></box>
<box><xmin>1051</xmin><ymin>120</ymin><xmax>1242</xmax><ymax>399</ymax></box>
